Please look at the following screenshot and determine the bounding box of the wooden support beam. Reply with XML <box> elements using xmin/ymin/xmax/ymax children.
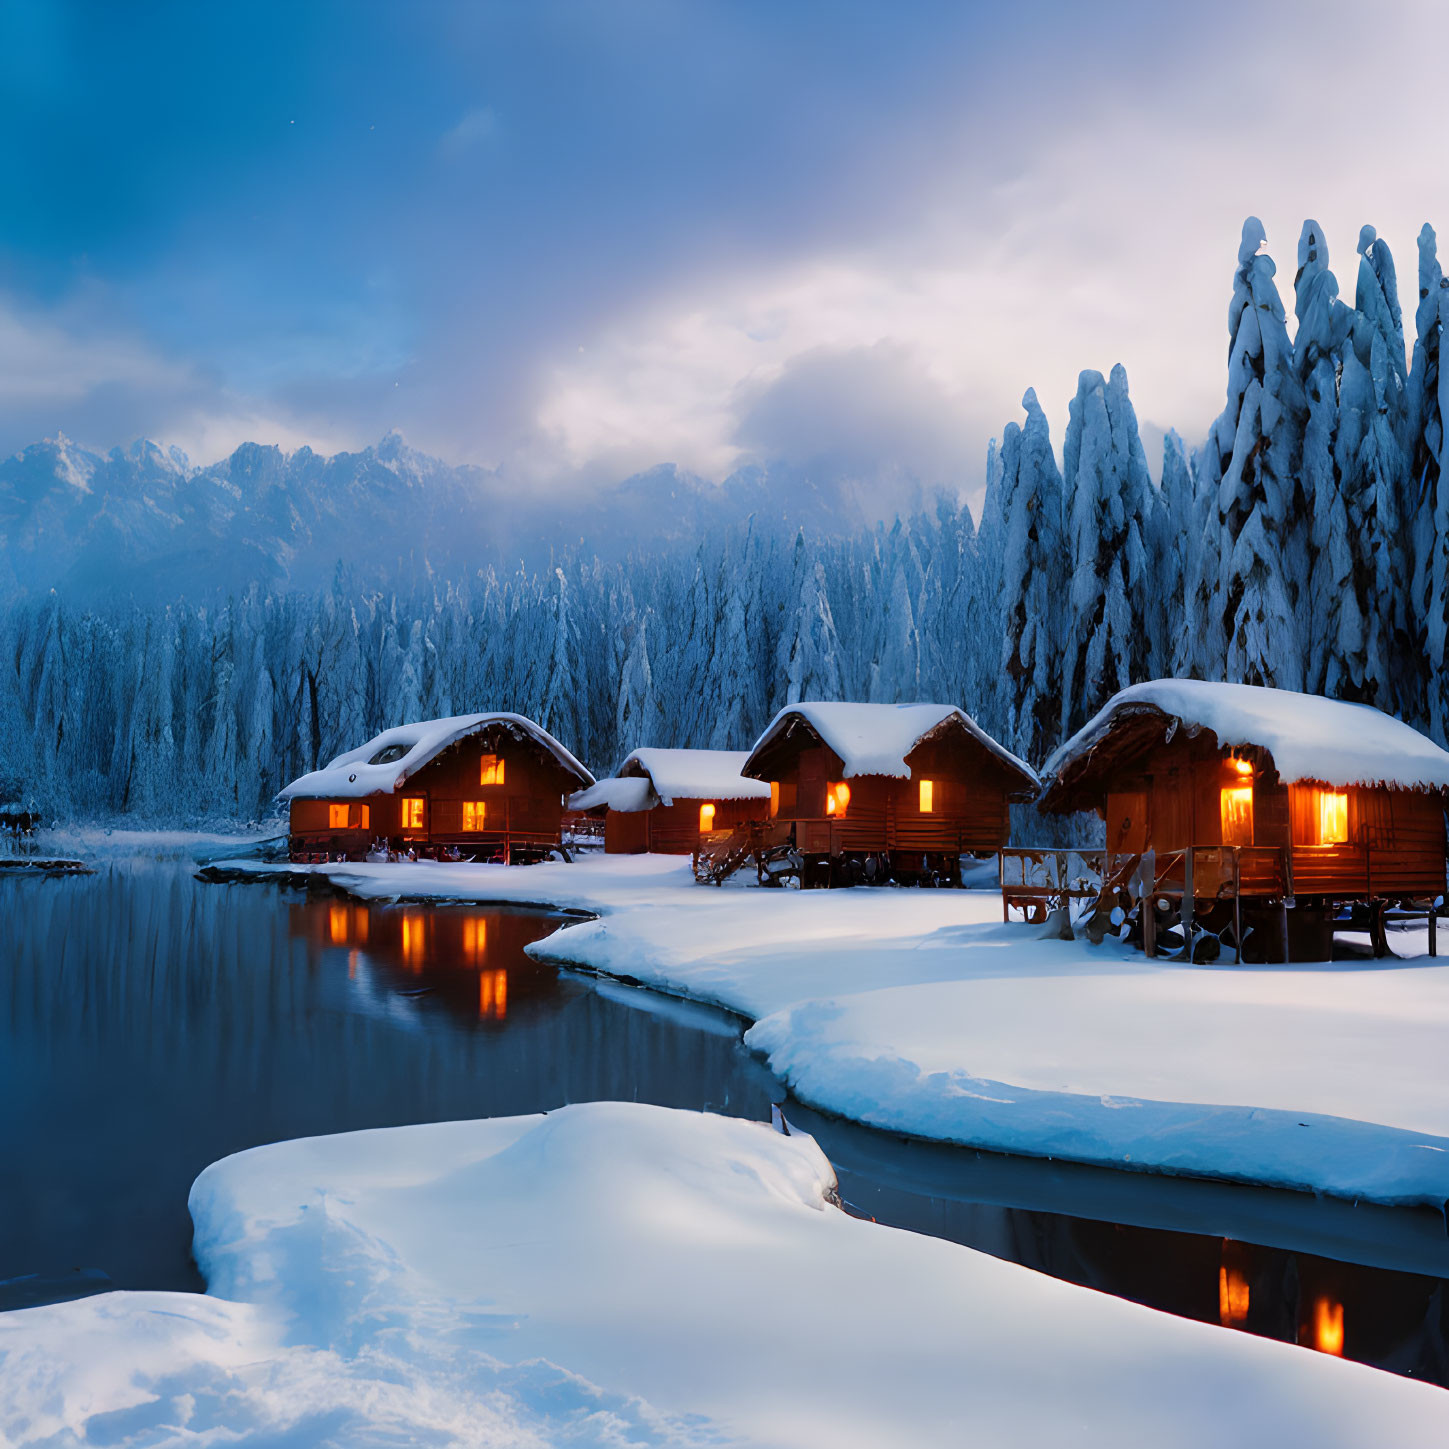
<box><xmin>1180</xmin><ymin>849</ymin><xmax>1195</xmax><ymax>960</ymax></box>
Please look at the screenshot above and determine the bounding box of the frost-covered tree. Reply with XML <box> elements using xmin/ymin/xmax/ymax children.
<box><xmin>1332</xmin><ymin>225</ymin><xmax>1411</xmax><ymax>708</ymax></box>
<box><xmin>1410</xmin><ymin>223</ymin><xmax>1449</xmax><ymax>734</ymax></box>
<box><xmin>1207</xmin><ymin>217</ymin><xmax>1306</xmax><ymax>691</ymax></box>
<box><xmin>1293</xmin><ymin>219</ymin><xmax>1352</xmax><ymax>695</ymax></box>
<box><xmin>614</xmin><ymin>608</ymin><xmax>658</xmax><ymax>751</ymax></box>
<box><xmin>776</xmin><ymin>532</ymin><xmax>844</xmax><ymax>705</ymax></box>
<box><xmin>995</xmin><ymin>388</ymin><xmax>1066</xmax><ymax>759</ymax></box>
<box><xmin>1059</xmin><ymin>364</ymin><xmax>1156</xmax><ymax>736</ymax></box>
<box><xmin>1155</xmin><ymin>431</ymin><xmax>1193</xmax><ymax>675</ymax></box>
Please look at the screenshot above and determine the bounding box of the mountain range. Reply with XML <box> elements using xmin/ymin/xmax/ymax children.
<box><xmin>0</xmin><ymin>431</ymin><xmax>930</xmax><ymax>604</ymax></box>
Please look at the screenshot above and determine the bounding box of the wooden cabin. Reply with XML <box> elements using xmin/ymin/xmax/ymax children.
<box><xmin>740</xmin><ymin>702</ymin><xmax>1039</xmax><ymax>886</ymax></box>
<box><xmin>569</xmin><ymin>748</ymin><xmax>773</xmax><ymax>855</ymax></box>
<box><xmin>280</xmin><ymin>712</ymin><xmax>594</xmax><ymax>864</ymax></box>
<box><xmin>1030</xmin><ymin>680</ymin><xmax>1449</xmax><ymax>959</ymax></box>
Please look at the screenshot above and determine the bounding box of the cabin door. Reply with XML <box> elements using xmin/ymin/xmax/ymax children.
<box><xmin>1106</xmin><ymin>790</ymin><xmax>1148</xmax><ymax>854</ymax></box>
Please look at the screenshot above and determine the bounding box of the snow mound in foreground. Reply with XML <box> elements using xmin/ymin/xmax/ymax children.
<box><xmin>4</xmin><ymin>1103</ymin><xmax>1446</xmax><ymax>1447</ymax></box>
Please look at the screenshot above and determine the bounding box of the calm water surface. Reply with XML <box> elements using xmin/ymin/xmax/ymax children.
<box><xmin>1</xmin><ymin>858</ymin><xmax>1445</xmax><ymax>1388</ymax></box>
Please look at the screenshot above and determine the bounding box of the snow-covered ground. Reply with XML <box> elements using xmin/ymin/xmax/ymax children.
<box><xmin>3</xmin><ymin>1104</ymin><xmax>1443</xmax><ymax>1448</ymax></box>
<box><xmin>210</xmin><ymin>854</ymin><xmax>1449</xmax><ymax>1205</ymax></box>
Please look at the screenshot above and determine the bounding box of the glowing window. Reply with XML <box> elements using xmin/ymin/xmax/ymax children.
<box><xmin>699</xmin><ymin>802</ymin><xmax>717</xmax><ymax>833</ymax></box>
<box><xmin>1318</xmin><ymin>791</ymin><xmax>1348</xmax><ymax>844</ymax></box>
<box><xmin>1311</xmin><ymin>1297</ymin><xmax>1344</xmax><ymax>1357</ymax></box>
<box><xmin>329</xmin><ymin>803</ymin><xmax>349</xmax><ymax>829</ymax></box>
<box><xmin>461</xmin><ymin>801</ymin><xmax>487</xmax><ymax>832</ymax></box>
<box><xmin>400</xmin><ymin>797</ymin><xmax>426</xmax><ymax>832</ymax></box>
<box><xmin>328</xmin><ymin>803</ymin><xmax>369</xmax><ymax>830</ymax></box>
<box><xmin>480</xmin><ymin>754</ymin><xmax>505</xmax><ymax>786</ymax></box>
<box><xmin>770</xmin><ymin>781</ymin><xmax>780</xmax><ymax>818</ymax></box>
<box><xmin>1219</xmin><ymin>1266</ymin><xmax>1250</xmax><ymax>1328</ymax></box>
<box><xmin>919</xmin><ymin>779</ymin><xmax>934</xmax><ymax>813</ymax></box>
<box><xmin>825</xmin><ymin>781</ymin><xmax>850</xmax><ymax>817</ymax></box>
<box><xmin>1220</xmin><ymin>785</ymin><xmax>1254</xmax><ymax>845</ymax></box>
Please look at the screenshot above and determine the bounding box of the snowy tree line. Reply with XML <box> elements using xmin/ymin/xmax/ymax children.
<box><xmin>0</xmin><ymin>214</ymin><xmax>1444</xmax><ymax>823</ymax></box>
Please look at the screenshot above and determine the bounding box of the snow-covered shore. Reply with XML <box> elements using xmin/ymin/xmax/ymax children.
<box><xmin>206</xmin><ymin>854</ymin><xmax>1449</xmax><ymax>1205</ymax></box>
<box><xmin>4</xmin><ymin>1104</ymin><xmax>1443</xmax><ymax>1447</ymax></box>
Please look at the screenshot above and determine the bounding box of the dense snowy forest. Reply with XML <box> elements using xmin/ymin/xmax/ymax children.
<box><xmin>0</xmin><ymin>215</ymin><xmax>1445</xmax><ymax>823</ymax></box>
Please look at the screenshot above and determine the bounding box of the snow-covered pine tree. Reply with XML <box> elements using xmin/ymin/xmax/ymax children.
<box><xmin>995</xmin><ymin>388</ymin><xmax>1066</xmax><ymax>759</ymax></box>
<box><xmin>1410</xmin><ymin>223</ymin><xmax>1449</xmax><ymax>735</ymax></box>
<box><xmin>1059</xmin><ymin>364</ymin><xmax>1156</xmax><ymax>736</ymax></box>
<box><xmin>1293</xmin><ymin>219</ymin><xmax>1353</xmax><ymax>695</ymax></box>
<box><xmin>1332</xmin><ymin>225</ymin><xmax>1412</xmax><ymax>709</ymax></box>
<box><xmin>614</xmin><ymin>608</ymin><xmax>658</xmax><ymax>753</ymax></box>
<box><xmin>776</xmin><ymin>531</ymin><xmax>844</xmax><ymax>705</ymax></box>
<box><xmin>963</xmin><ymin>436</ymin><xmax>1007</xmax><ymax>734</ymax></box>
<box><xmin>1207</xmin><ymin>218</ymin><xmax>1306</xmax><ymax>691</ymax></box>
<box><xmin>1155</xmin><ymin>431</ymin><xmax>1192</xmax><ymax>677</ymax></box>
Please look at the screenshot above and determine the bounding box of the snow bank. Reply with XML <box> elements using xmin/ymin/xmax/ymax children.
<box><xmin>747</xmin><ymin>965</ymin><xmax>1449</xmax><ymax>1203</ymax></box>
<box><xmin>5</xmin><ymin>1105</ymin><xmax>1443</xmax><ymax>1447</ymax></box>
<box><xmin>624</xmin><ymin>747</ymin><xmax>773</xmax><ymax>803</ymax></box>
<box><xmin>279</xmin><ymin>711</ymin><xmax>593</xmax><ymax>801</ymax></box>
<box><xmin>747</xmin><ymin>700</ymin><xmax>1037</xmax><ymax>784</ymax></box>
<box><xmin>205</xmin><ymin>855</ymin><xmax>1449</xmax><ymax>1203</ymax></box>
<box><xmin>1045</xmin><ymin>679</ymin><xmax>1449</xmax><ymax>791</ymax></box>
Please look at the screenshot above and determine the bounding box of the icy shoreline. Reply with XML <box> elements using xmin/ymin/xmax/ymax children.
<box><xmin>202</xmin><ymin>854</ymin><xmax>1449</xmax><ymax>1207</ymax></box>
<box><xmin>4</xmin><ymin>1104</ymin><xmax>1444</xmax><ymax>1447</ymax></box>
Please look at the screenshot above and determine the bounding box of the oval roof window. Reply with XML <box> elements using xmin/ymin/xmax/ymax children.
<box><xmin>369</xmin><ymin>742</ymin><xmax>411</xmax><ymax>765</ymax></box>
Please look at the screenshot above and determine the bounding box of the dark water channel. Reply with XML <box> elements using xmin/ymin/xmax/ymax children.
<box><xmin>1</xmin><ymin>860</ymin><xmax>1445</xmax><ymax>1389</ymax></box>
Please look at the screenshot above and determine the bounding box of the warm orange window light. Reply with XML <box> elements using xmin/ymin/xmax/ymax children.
<box><xmin>329</xmin><ymin>803</ymin><xmax>349</xmax><ymax>829</ymax></box>
<box><xmin>328</xmin><ymin>803</ymin><xmax>369</xmax><ymax>830</ymax></box>
<box><xmin>1220</xmin><ymin>785</ymin><xmax>1254</xmax><ymax>845</ymax></box>
<box><xmin>825</xmin><ymin>781</ymin><xmax>850</xmax><ymax>816</ymax></box>
<box><xmin>919</xmin><ymin>779</ymin><xmax>934</xmax><ymax>813</ymax></box>
<box><xmin>400</xmin><ymin>797</ymin><xmax>425</xmax><ymax>831</ymax></box>
<box><xmin>480</xmin><ymin>754</ymin><xmax>505</xmax><ymax>786</ymax></box>
<box><xmin>328</xmin><ymin>904</ymin><xmax>349</xmax><ymax>945</ymax></box>
<box><xmin>1318</xmin><ymin>790</ymin><xmax>1348</xmax><ymax>844</ymax></box>
<box><xmin>1311</xmin><ymin>1296</ymin><xmax>1344</xmax><ymax>1356</ymax></box>
<box><xmin>699</xmin><ymin>802</ymin><xmax>717</xmax><ymax>833</ymax></box>
<box><xmin>769</xmin><ymin>781</ymin><xmax>780</xmax><ymax>817</ymax></box>
<box><xmin>461</xmin><ymin>801</ymin><xmax>487</xmax><ymax>832</ymax></box>
<box><xmin>1219</xmin><ymin>1266</ymin><xmax>1250</xmax><ymax>1327</ymax></box>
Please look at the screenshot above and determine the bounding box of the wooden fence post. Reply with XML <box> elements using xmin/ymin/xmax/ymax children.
<box><xmin>1232</xmin><ymin>848</ymin><xmax>1242</xmax><ymax>965</ymax></box>
<box><xmin>1181</xmin><ymin>849</ymin><xmax>1195</xmax><ymax>960</ymax></box>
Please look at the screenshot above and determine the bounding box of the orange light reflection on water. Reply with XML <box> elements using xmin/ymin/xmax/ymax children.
<box><xmin>479</xmin><ymin>969</ymin><xmax>508</xmax><ymax>1019</ymax></box>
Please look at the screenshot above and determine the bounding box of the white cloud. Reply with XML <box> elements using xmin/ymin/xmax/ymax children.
<box><xmin>523</xmin><ymin>4</ymin><xmax>1449</xmax><ymax>503</ymax></box>
<box><xmin>0</xmin><ymin>292</ymin><xmax>362</xmax><ymax>465</ymax></box>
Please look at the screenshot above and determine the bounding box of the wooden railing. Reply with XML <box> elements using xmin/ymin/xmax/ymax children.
<box><xmin>999</xmin><ymin>845</ymin><xmax>1294</xmax><ymax>962</ymax></box>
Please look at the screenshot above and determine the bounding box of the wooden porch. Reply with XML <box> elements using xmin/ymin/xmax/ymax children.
<box><xmin>999</xmin><ymin>844</ymin><xmax>1443</xmax><ymax>962</ymax></box>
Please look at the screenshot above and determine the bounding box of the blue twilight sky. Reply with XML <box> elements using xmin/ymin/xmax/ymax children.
<box><xmin>2</xmin><ymin>0</ymin><xmax>1447</xmax><ymax>502</ymax></box>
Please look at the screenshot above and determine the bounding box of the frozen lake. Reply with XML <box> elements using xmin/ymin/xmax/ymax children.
<box><xmin>1</xmin><ymin>857</ymin><xmax>1445</xmax><ymax>1386</ymax></box>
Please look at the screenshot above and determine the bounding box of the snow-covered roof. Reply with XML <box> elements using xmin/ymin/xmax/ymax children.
<box><xmin>1043</xmin><ymin>680</ymin><xmax>1449</xmax><ymax>793</ymax></box>
<box><xmin>568</xmin><ymin>775</ymin><xmax>658</xmax><ymax>814</ymax></box>
<box><xmin>279</xmin><ymin>713</ymin><xmax>593</xmax><ymax>801</ymax></box>
<box><xmin>623</xmin><ymin>748</ymin><xmax>774</xmax><ymax>804</ymax></box>
<box><xmin>568</xmin><ymin>748</ymin><xmax>772</xmax><ymax>813</ymax></box>
<box><xmin>745</xmin><ymin>702</ymin><xmax>1038</xmax><ymax>787</ymax></box>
